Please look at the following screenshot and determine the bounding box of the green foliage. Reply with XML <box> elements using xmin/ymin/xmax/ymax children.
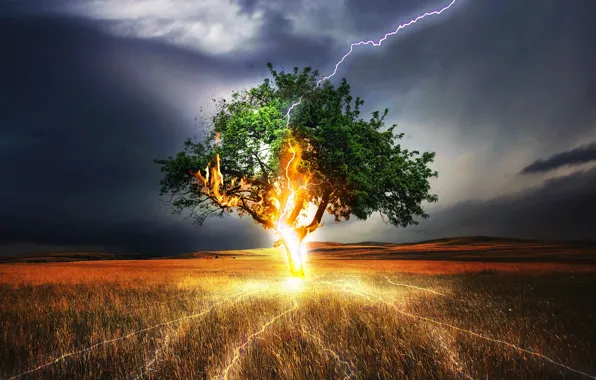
<box><xmin>155</xmin><ymin>63</ymin><xmax>438</xmax><ymax>229</ymax></box>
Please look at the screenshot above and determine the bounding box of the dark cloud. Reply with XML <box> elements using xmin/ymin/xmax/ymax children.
<box><xmin>390</xmin><ymin>168</ymin><xmax>596</xmax><ymax>242</ymax></box>
<box><xmin>240</xmin><ymin>11</ymin><xmax>337</xmax><ymax>74</ymax></box>
<box><xmin>343</xmin><ymin>0</ymin><xmax>448</xmax><ymax>38</ymax></box>
<box><xmin>0</xmin><ymin>14</ymin><xmax>268</xmax><ymax>256</ymax></box>
<box><xmin>0</xmin><ymin>212</ymin><xmax>268</xmax><ymax>257</ymax></box>
<box><xmin>340</xmin><ymin>0</ymin><xmax>596</xmax><ymax>148</ymax></box>
<box><xmin>236</xmin><ymin>0</ymin><xmax>260</xmax><ymax>14</ymax></box>
<box><xmin>520</xmin><ymin>142</ymin><xmax>596</xmax><ymax>174</ymax></box>
<box><xmin>2</xmin><ymin>0</ymin><xmax>596</xmax><ymax>257</ymax></box>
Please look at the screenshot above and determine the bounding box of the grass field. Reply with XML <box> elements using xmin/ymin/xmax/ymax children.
<box><xmin>1</xmin><ymin>240</ymin><xmax>596</xmax><ymax>379</ymax></box>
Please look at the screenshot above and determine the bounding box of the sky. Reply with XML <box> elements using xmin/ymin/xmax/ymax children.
<box><xmin>1</xmin><ymin>0</ymin><xmax>596</xmax><ymax>256</ymax></box>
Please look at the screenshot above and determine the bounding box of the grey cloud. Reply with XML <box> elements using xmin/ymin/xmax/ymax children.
<box><xmin>340</xmin><ymin>0</ymin><xmax>596</xmax><ymax>146</ymax></box>
<box><xmin>237</xmin><ymin>10</ymin><xmax>337</xmax><ymax>72</ymax></box>
<box><xmin>2</xmin><ymin>0</ymin><xmax>596</xmax><ymax>258</ymax></box>
<box><xmin>386</xmin><ymin>167</ymin><xmax>596</xmax><ymax>242</ymax></box>
<box><xmin>521</xmin><ymin>142</ymin><xmax>596</xmax><ymax>175</ymax></box>
<box><xmin>0</xmin><ymin>14</ymin><xmax>268</xmax><ymax>255</ymax></box>
<box><xmin>0</xmin><ymin>214</ymin><xmax>269</xmax><ymax>257</ymax></box>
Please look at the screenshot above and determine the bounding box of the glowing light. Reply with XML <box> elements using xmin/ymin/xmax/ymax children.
<box><xmin>285</xmin><ymin>277</ymin><xmax>305</xmax><ymax>292</ymax></box>
<box><xmin>9</xmin><ymin>291</ymin><xmax>257</xmax><ymax>380</ymax></box>
<box><xmin>285</xmin><ymin>0</ymin><xmax>457</xmax><ymax>126</ymax></box>
<box><xmin>277</xmin><ymin>225</ymin><xmax>308</xmax><ymax>275</ymax></box>
<box><xmin>273</xmin><ymin>143</ymin><xmax>311</xmax><ymax>277</ymax></box>
<box><xmin>191</xmin><ymin>137</ymin><xmax>312</xmax><ymax>277</ymax></box>
<box><xmin>221</xmin><ymin>301</ymin><xmax>299</xmax><ymax>380</ymax></box>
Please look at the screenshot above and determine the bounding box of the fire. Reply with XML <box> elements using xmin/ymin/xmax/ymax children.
<box><xmin>190</xmin><ymin>132</ymin><xmax>248</xmax><ymax>208</ymax></box>
<box><xmin>191</xmin><ymin>154</ymin><xmax>243</xmax><ymax>207</ymax></box>
<box><xmin>273</xmin><ymin>144</ymin><xmax>311</xmax><ymax>277</ymax></box>
<box><xmin>190</xmin><ymin>133</ymin><xmax>315</xmax><ymax>277</ymax></box>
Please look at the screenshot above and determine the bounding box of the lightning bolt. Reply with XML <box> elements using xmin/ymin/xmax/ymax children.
<box><xmin>285</xmin><ymin>0</ymin><xmax>457</xmax><ymax>126</ymax></box>
<box><xmin>9</xmin><ymin>290</ymin><xmax>257</xmax><ymax>380</ymax></box>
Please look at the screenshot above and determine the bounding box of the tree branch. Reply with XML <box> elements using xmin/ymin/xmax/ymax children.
<box><xmin>295</xmin><ymin>188</ymin><xmax>332</xmax><ymax>240</ymax></box>
<box><xmin>240</xmin><ymin>199</ymin><xmax>274</xmax><ymax>229</ymax></box>
<box><xmin>286</xmin><ymin>193</ymin><xmax>305</xmax><ymax>226</ymax></box>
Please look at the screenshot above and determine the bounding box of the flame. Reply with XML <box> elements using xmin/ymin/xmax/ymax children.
<box><xmin>273</xmin><ymin>143</ymin><xmax>312</xmax><ymax>277</ymax></box>
<box><xmin>277</xmin><ymin>223</ymin><xmax>308</xmax><ymax>275</ymax></box>
<box><xmin>191</xmin><ymin>132</ymin><xmax>314</xmax><ymax>277</ymax></box>
<box><xmin>190</xmin><ymin>153</ymin><xmax>244</xmax><ymax>207</ymax></box>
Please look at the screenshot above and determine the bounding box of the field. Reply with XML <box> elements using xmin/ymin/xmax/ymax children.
<box><xmin>1</xmin><ymin>238</ymin><xmax>596</xmax><ymax>379</ymax></box>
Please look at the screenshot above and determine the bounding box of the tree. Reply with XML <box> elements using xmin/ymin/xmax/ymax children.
<box><xmin>155</xmin><ymin>63</ymin><xmax>438</xmax><ymax>277</ymax></box>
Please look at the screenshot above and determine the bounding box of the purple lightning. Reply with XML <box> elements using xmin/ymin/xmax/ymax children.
<box><xmin>285</xmin><ymin>0</ymin><xmax>457</xmax><ymax>126</ymax></box>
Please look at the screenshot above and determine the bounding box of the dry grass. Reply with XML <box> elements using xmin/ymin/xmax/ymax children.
<box><xmin>1</xmin><ymin>251</ymin><xmax>596</xmax><ymax>379</ymax></box>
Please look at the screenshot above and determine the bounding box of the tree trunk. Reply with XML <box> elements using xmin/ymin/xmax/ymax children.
<box><xmin>296</xmin><ymin>188</ymin><xmax>332</xmax><ymax>241</ymax></box>
<box><xmin>281</xmin><ymin>188</ymin><xmax>333</xmax><ymax>277</ymax></box>
<box><xmin>281</xmin><ymin>237</ymin><xmax>305</xmax><ymax>278</ymax></box>
<box><xmin>308</xmin><ymin>188</ymin><xmax>332</xmax><ymax>228</ymax></box>
<box><xmin>286</xmin><ymin>194</ymin><xmax>305</xmax><ymax>226</ymax></box>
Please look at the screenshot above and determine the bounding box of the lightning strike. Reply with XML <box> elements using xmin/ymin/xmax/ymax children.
<box><xmin>192</xmin><ymin>136</ymin><xmax>315</xmax><ymax>277</ymax></box>
<box><xmin>285</xmin><ymin>0</ymin><xmax>457</xmax><ymax>126</ymax></box>
<box><xmin>318</xmin><ymin>0</ymin><xmax>457</xmax><ymax>85</ymax></box>
<box><xmin>275</xmin><ymin>143</ymin><xmax>310</xmax><ymax>277</ymax></box>
<box><xmin>221</xmin><ymin>301</ymin><xmax>299</xmax><ymax>380</ymax></box>
<box><xmin>9</xmin><ymin>290</ymin><xmax>257</xmax><ymax>380</ymax></box>
<box><xmin>334</xmin><ymin>284</ymin><xmax>596</xmax><ymax>380</ymax></box>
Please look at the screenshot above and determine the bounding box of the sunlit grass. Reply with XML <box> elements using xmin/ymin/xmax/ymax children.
<box><xmin>1</xmin><ymin>255</ymin><xmax>595</xmax><ymax>379</ymax></box>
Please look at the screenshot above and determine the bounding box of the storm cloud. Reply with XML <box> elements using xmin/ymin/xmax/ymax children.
<box><xmin>520</xmin><ymin>142</ymin><xmax>596</xmax><ymax>175</ymax></box>
<box><xmin>2</xmin><ymin>0</ymin><xmax>596</xmax><ymax>256</ymax></box>
<box><xmin>0</xmin><ymin>14</ymin><xmax>269</xmax><ymax>255</ymax></box>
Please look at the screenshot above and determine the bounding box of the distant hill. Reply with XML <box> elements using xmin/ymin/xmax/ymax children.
<box><xmin>306</xmin><ymin>236</ymin><xmax>596</xmax><ymax>263</ymax></box>
<box><xmin>2</xmin><ymin>237</ymin><xmax>595</xmax><ymax>264</ymax></box>
<box><xmin>160</xmin><ymin>248</ymin><xmax>277</xmax><ymax>260</ymax></box>
<box><xmin>0</xmin><ymin>252</ymin><xmax>143</xmax><ymax>264</ymax></box>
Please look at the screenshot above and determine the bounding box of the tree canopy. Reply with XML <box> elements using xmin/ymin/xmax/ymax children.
<box><xmin>155</xmin><ymin>63</ymin><xmax>438</xmax><ymax>268</ymax></box>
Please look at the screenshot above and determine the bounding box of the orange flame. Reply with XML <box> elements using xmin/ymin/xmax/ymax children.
<box><xmin>191</xmin><ymin>132</ymin><xmax>313</xmax><ymax>277</ymax></box>
<box><xmin>191</xmin><ymin>152</ymin><xmax>244</xmax><ymax>207</ymax></box>
<box><xmin>272</xmin><ymin>143</ymin><xmax>312</xmax><ymax>277</ymax></box>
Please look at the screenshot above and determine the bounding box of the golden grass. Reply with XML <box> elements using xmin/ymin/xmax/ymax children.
<box><xmin>1</xmin><ymin>252</ymin><xmax>596</xmax><ymax>379</ymax></box>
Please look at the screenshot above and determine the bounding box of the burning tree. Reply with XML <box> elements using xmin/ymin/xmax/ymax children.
<box><xmin>155</xmin><ymin>64</ymin><xmax>438</xmax><ymax>277</ymax></box>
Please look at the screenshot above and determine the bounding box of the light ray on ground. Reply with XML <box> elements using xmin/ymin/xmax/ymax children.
<box><xmin>9</xmin><ymin>290</ymin><xmax>258</xmax><ymax>380</ymax></box>
<box><xmin>132</xmin><ymin>331</ymin><xmax>173</xmax><ymax>380</ymax></box>
<box><xmin>336</xmin><ymin>284</ymin><xmax>596</xmax><ymax>380</ymax></box>
<box><xmin>384</xmin><ymin>275</ymin><xmax>446</xmax><ymax>296</ymax></box>
<box><xmin>221</xmin><ymin>300</ymin><xmax>299</xmax><ymax>380</ymax></box>
<box><xmin>299</xmin><ymin>326</ymin><xmax>355</xmax><ymax>380</ymax></box>
<box><xmin>433</xmin><ymin>327</ymin><xmax>474</xmax><ymax>380</ymax></box>
<box><xmin>316</xmin><ymin>275</ymin><xmax>446</xmax><ymax>296</ymax></box>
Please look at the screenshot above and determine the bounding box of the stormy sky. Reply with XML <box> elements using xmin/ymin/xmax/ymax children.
<box><xmin>2</xmin><ymin>0</ymin><xmax>595</xmax><ymax>256</ymax></box>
